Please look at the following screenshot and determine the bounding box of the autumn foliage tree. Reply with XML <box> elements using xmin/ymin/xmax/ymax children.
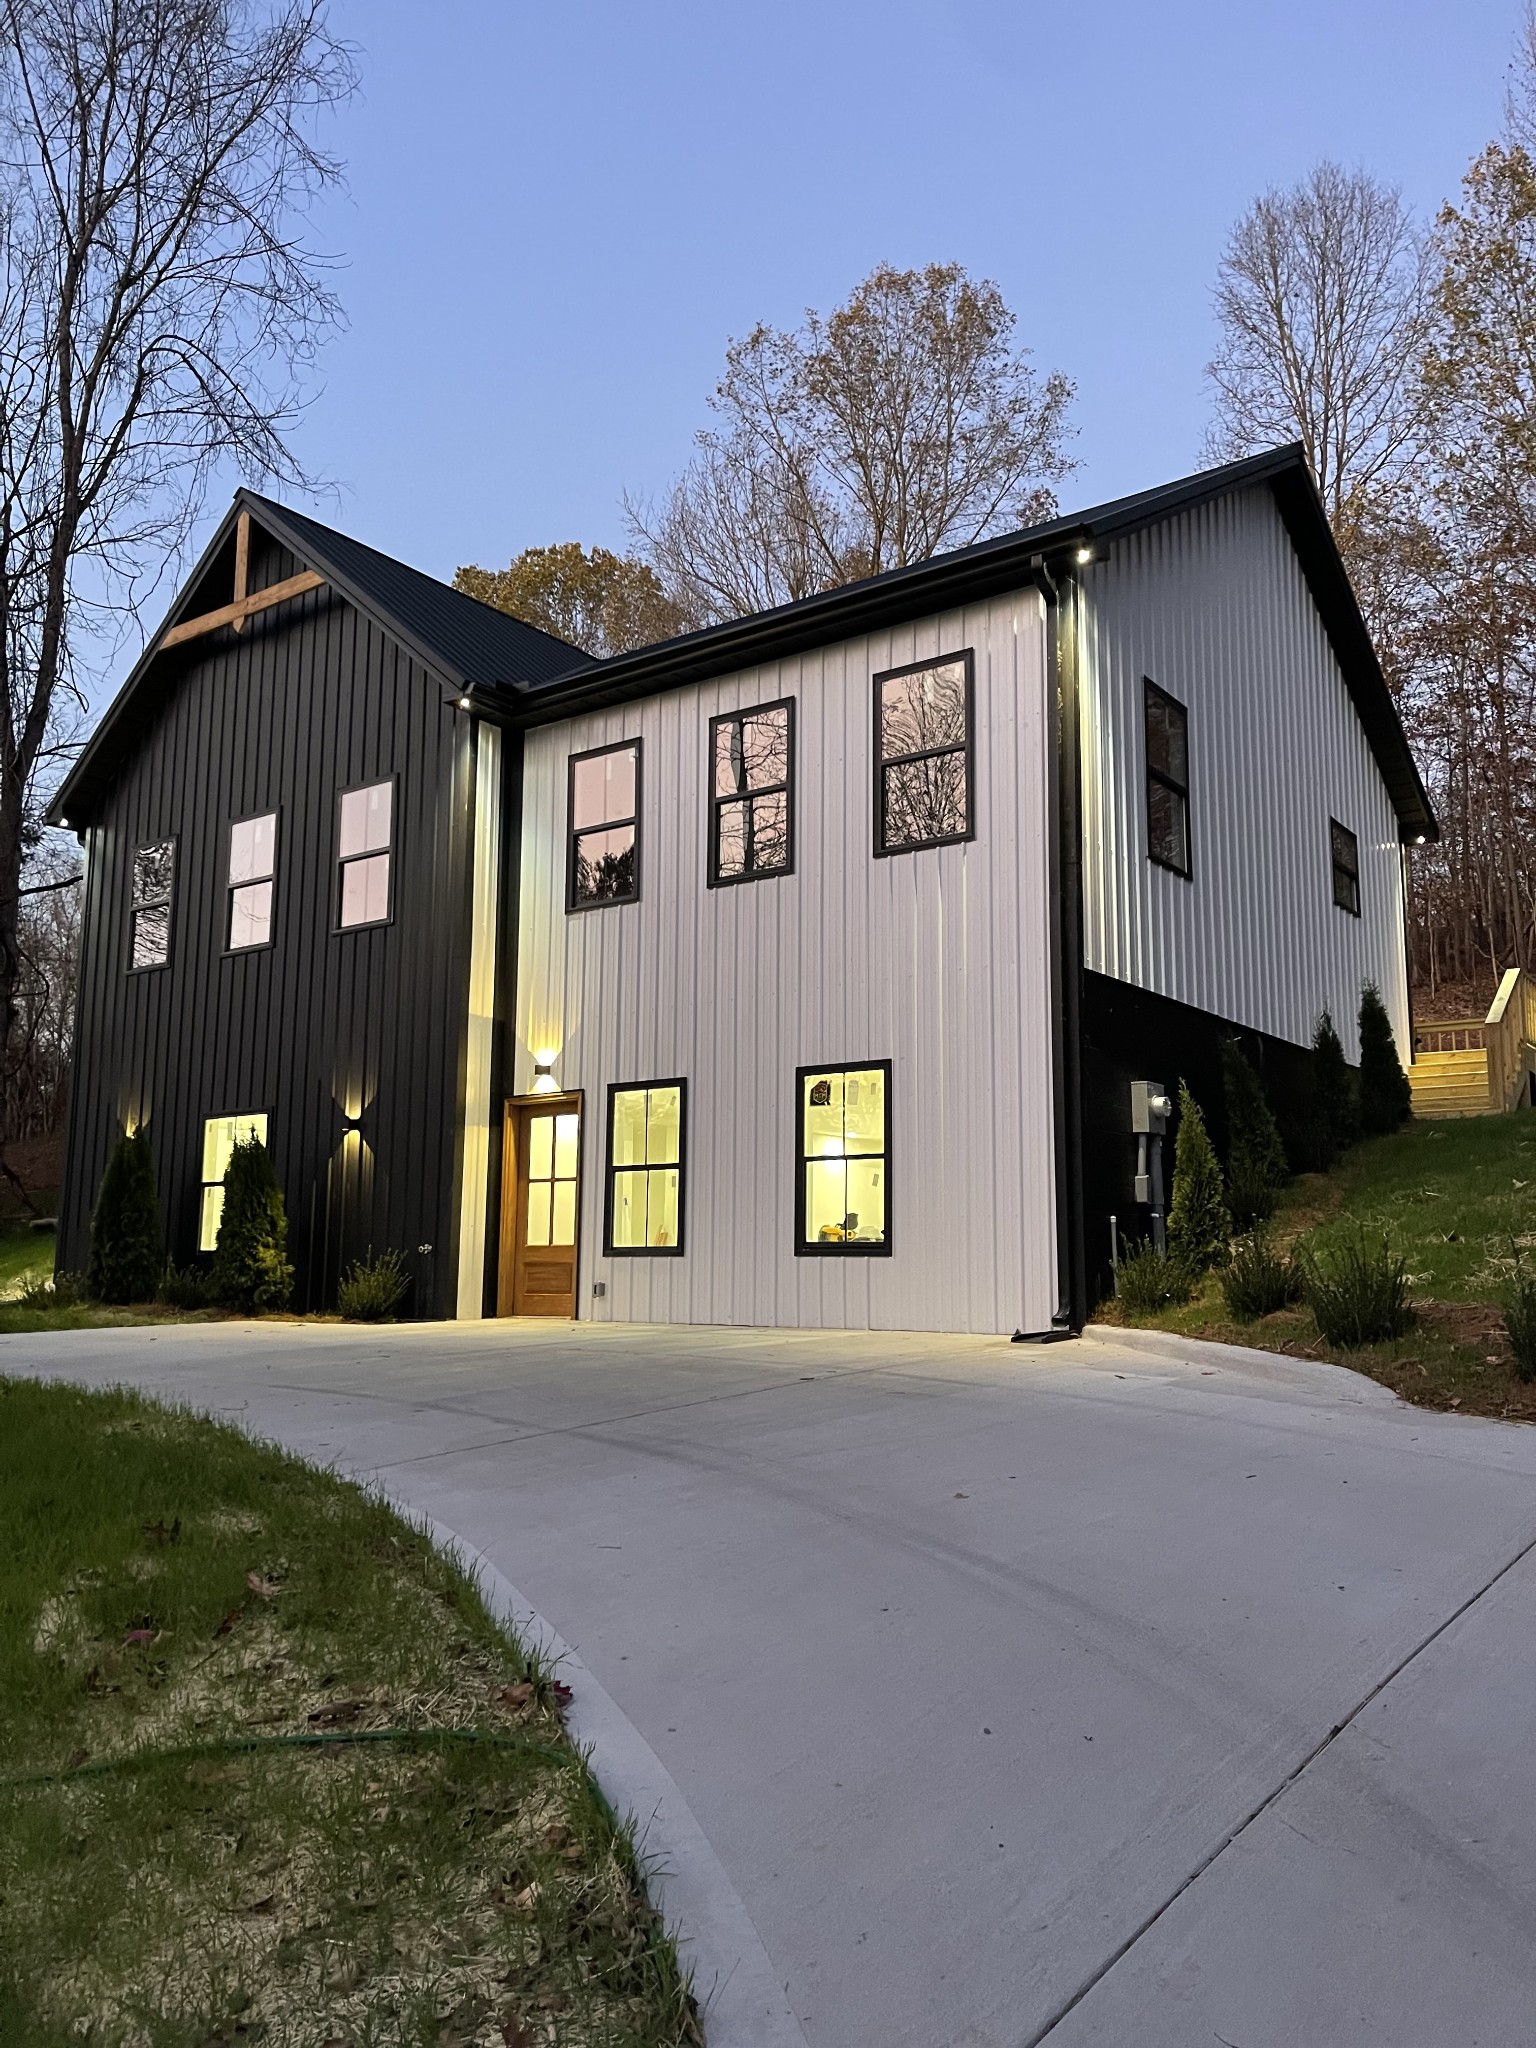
<box><xmin>453</xmin><ymin>543</ymin><xmax>684</xmax><ymax>658</ymax></box>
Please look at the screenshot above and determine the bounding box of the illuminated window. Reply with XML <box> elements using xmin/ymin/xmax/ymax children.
<box><xmin>228</xmin><ymin>812</ymin><xmax>276</xmax><ymax>950</ymax></box>
<box><xmin>605</xmin><ymin>1081</ymin><xmax>685</xmax><ymax>1255</ymax></box>
<box><xmin>199</xmin><ymin>1111</ymin><xmax>269</xmax><ymax>1251</ymax></box>
<box><xmin>1330</xmin><ymin>818</ymin><xmax>1360</xmax><ymax>916</ymax></box>
<box><xmin>130</xmin><ymin>841</ymin><xmax>175</xmax><ymax>969</ymax></box>
<box><xmin>709</xmin><ymin>701</ymin><xmax>793</xmax><ymax>885</ymax></box>
<box><xmin>568</xmin><ymin>741</ymin><xmax>640</xmax><ymax>910</ymax></box>
<box><xmin>796</xmin><ymin>1062</ymin><xmax>891</xmax><ymax>1256</ymax></box>
<box><xmin>874</xmin><ymin>652</ymin><xmax>973</xmax><ymax>854</ymax></box>
<box><xmin>1145</xmin><ymin>679</ymin><xmax>1190</xmax><ymax>878</ymax></box>
<box><xmin>524</xmin><ymin>1108</ymin><xmax>579</xmax><ymax>1247</ymax></box>
<box><xmin>338</xmin><ymin>780</ymin><xmax>392</xmax><ymax>928</ymax></box>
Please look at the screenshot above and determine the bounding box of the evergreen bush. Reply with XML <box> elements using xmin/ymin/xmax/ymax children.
<box><xmin>87</xmin><ymin>1129</ymin><xmax>163</xmax><ymax>1303</ymax></box>
<box><xmin>1300</xmin><ymin>1230</ymin><xmax>1411</xmax><ymax>1346</ymax></box>
<box><xmin>211</xmin><ymin>1136</ymin><xmax>294</xmax><ymax>1314</ymax></box>
<box><xmin>1221</xmin><ymin>1228</ymin><xmax>1304</xmax><ymax>1321</ymax></box>
<box><xmin>1166</xmin><ymin>1081</ymin><xmax>1231</xmax><ymax>1271</ymax></box>
<box><xmin>1308</xmin><ymin>1010</ymin><xmax>1360</xmax><ymax>1169</ymax></box>
<box><xmin>337</xmin><ymin>1247</ymin><xmax>411</xmax><ymax>1323</ymax></box>
<box><xmin>1220</xmin><ymin>1038</ymin><xmax>1288</xmax><ymax>1227</ymax></box>
<box><xmin>1114</xmin><ymin>1236</ymin><xmax>1194</xmax><ymax>1313</ymax></box>
<box><xmin>1358</xmin><ymin>983</ymin><xmax>1413</xmax><ymax>1136</ymax></box>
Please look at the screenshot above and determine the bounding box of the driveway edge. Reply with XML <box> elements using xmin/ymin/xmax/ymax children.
<box><xmin>403</xmin><ymin>1504</ymin><xmax>809</xmax><ymax>2048</ymax></box>
<box><xmin>1077</xmin><ymin>1320</ymin><xmax>1405</xmax><ymax>1406</ymax></box>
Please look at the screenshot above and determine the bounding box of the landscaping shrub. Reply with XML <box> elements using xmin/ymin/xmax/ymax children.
<box><xmin>1308</xmin><ymin>1010</ymin><xmax>1360</xmax><ymax>1169</ymax></box>
<box><xmin>17</xmin><ymin>1268</ymin><xmax>87</xmax><ymax>1310</ymax></box>
<box><xmin>337</xmin><ymin>1246</ymin><xmax>411</xmax><ymax>1322</ymax></box>
<box><xmin>1166</xmin><ymin>1081</ymin><xmax>1231</xmax><ymax>1271</ymax></box>
<box><xmin>1301</xmin><ymin>1230</ymin><xmax>1412</xmax><ymax>1346</ymax></box>
<box><xmin>1221</xmin><ymin>1038</ymin><xmax>1288</xmax><ymax>1226</ymax></box>
<box><xmin>1115</xmin><ymin>1236</ymin><xmax>1194</xmax><ymax>1313</ymax></box>
<box><xmin>1221</xmin><ymin>1228</ymin><xmax>1303</xmax><ymax>1321</ymax></box>
<box><xmin>211</xmin><ymin>1135</ymin><xmax>293</xmax><ymax>1313</ymax></box>
<box><xmin>87</xmin><ymin>1128</ymin><xmax>163</xmax><ymax>1303</ymax></box>
<box><xmin>159</xmin><ymin>1260</ymin><xmax>218</xmax><ymax>1310</ymax></box>
<box><xmin>1358</xmin><ymin>982</ymin><xmax>1413</xmax><ymax>1136</ymax></box>
<box><xmin>1504</xmin><ymin>1245</ymin><xmax>1536</xmax><ymax>1383</ymax></box>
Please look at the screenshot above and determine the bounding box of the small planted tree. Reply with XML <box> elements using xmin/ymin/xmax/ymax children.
<box><xmin>1167</xmin><ymin>1081</ymin><xmax>1232</xmax><ymax>1272</ymax></box>
<box><xmin>88</xmin><ymin>1129</ymin><xmax>164</xmax><ymax>1303</ymax></box>
<box><xmin>1310</xmin><ymin>1010</ymin><xmax>1360</xmax><ymax>1168</ymax></box>
<box><xmin>212</xmin><ymin>1136</ymin><xmax>294</xmax><ymax>1314</ymax></box>
<box><xmin>1358</xmin><ymin>983</ymin><xmax>1412</xmax><ymax>1135</ymax></box>
<box><xmin>1221</xmin><ymin>1038</ymin><xmax>1289</xmax><ymax>1225</ymax></box>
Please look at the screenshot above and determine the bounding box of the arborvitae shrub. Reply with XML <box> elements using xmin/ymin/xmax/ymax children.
<box><xmin>1220</xmin><ymin>1038</ymin><xmax>1289</xmax><ymax>1226</ymax></box>
<box><xmin>1166</xmin><ymin>1080</ymin><xmax>1232</xmax><ymax>1272</ymax></box>
<box><xmin>1358</xmin><ymin>983</ymin><xmax>1412</xmax><ymax>1136</ymax></box>
<box><xmin>1309</xmin><ymin>1010</ymin><xmax>1360</xmax><ymax>1169</ymax></box>
<box><xmin>88</xmin><ymin>1129</ymin><xmax>163</xmax><ymax>1303</ymax></box>
<box><xmin>212</xmin><ymin>1136</ymin><xmax>294</xmax><ymax>1314</ymax></box>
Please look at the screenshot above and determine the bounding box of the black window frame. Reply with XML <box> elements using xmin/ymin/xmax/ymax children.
<box><xmin>872</xmin><ymin>650</ymin><xmax>976</xmax><ymax>858</ymax></box>
<box><xmin>224</xmin><ymin>806</ymin><xmax>280</xmax><ymax>956</ymax></box>
<box><xmin>707</xmin><ymin>698</ymin><xmax>796</xmax><ymax>888</ymax></box>
<box><xmin>128</xmin><ymin>836</ymin><xmax>177</xmax><ymax>974</ymax></box>
<box><xmin>334</xmin><ymin>774</ymin><xmax>398</xmax><ymax>933</ymax></box>
<box><xmin>1144</xmin><ymin>677</ymin><xmax>1192</xmax><ymax>881</ymax></box>
<box><xmin>793</xmin><ymin>1058</ymin><xmax>894</xmax><ymax>1258</ymax></box>
<box><xmin>1330</xmin><ymin>817</ymin><xmax>1361</xmax><ymax>917</ymax></box>
<box><xmin>567</xmin><ymin>738</ymin><xmax>642</xmax><ymax>914</ymax></box>
<box><xmin>603</xmin><ymin>1077</ymin><xmax>688</xmax><ymax>1256</ymax></box>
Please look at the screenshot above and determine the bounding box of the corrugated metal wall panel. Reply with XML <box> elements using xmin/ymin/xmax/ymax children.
<box><xmin>513</xmin><ymin>591</ymin><xmax>1059</xmax><ymax>1337</ymax></box>
<box><xmin>1078</xmin><ymin>486</ymin><xmax>1410</xmax><ymax>1062</ymax></box>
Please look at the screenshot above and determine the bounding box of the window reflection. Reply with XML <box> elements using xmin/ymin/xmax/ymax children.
<box><xmin>876</xmin><ymin>656</ymin><xmax>971</xmax><ymax>851</ymax></box>
<box><xmin>607</xmin><ymin>1082</ymin><xmax>685</xmax><ymax>1252</ymax></box>
<box><xmin>570</xmin><ymin>743</ymin><xmax>640</xmax><ymax>907</ymax></box>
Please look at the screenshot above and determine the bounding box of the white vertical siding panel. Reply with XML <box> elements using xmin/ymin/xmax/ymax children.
<box><xmin>1080</xmin><ymin>488</ymin><xmax>1408</xmax><ymax>1061</ymax></box>
<box><xmin>514</xmin><ymin>592</ymin><xmax>1057</xmax><ymax>1336</ymax></box>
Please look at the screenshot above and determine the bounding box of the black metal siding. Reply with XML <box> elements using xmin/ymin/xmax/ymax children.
<box><xmin>57</xmin><ymin>534</ymin><xmax>475</xmax><ymax>1313</ymax></box>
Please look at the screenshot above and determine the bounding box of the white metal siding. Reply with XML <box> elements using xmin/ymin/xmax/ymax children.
<box><xmin>1078</xmin><ymin>487</ymin><xmax>1409</xmax><ymax>1061</ymax></box>
<box><xmin>513</xmin><ymin>592</ymin><xmax>1059</xmax><ymax>1336</ymax></box>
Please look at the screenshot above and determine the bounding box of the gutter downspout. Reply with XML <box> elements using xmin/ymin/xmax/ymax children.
<box><xmin>1015</xmin><ymin>556</ymin><xmax>1088</xmax><ymax>1341</ymax></box>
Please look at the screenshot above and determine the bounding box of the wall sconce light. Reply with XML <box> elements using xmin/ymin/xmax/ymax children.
<box><xmin>1075</xmin><ymin>544</ymin><xmax>1093</xmax><ymax>565</ymax></box>
<box><xmin>532</xmin><ymin>1058</ymin><xmax>559</xmax><ymax>1096</ymax></box>
<box><xmin>458</xmin><ymin>694</ymin><xmax>471</xmax><ymax>710</ymax></box>
<box><xmin>341</xmin><ymin>1111</ymin><xmax>361</xmax><ymax>1133</ymax></box>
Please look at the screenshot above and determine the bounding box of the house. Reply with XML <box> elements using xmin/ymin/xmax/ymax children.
<box><xmin>48</xmin><ymin>444</ymin><xmax>1435</xmax><ymax>1333</ymax></box>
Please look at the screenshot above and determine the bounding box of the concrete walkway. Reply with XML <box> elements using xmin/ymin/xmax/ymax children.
<box><xmin>11</xmin><ymin>1319</ymin><xmax>1536</xmax><ymax>2047</ymax></box>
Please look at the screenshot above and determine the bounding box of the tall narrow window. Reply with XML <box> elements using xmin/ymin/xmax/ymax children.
<box><xmin>796</xmin><ymin>1062</ymin><xmax>891</xmax><ymax>1255</ymax></box>
<box><xmin>129</xmin><ymin>841</ymin><xmax>175</xmax><ymax>969</ymax></box>
<box><xmin>568</xmin><ymin>740</ymin><xmax>640</xmax><ymax>909</ymax></box>
<box><xmin>709</xmin><ymin>701</ymin><xmax>793</xmax><ymax>885</ymax></box>
<box><xmin>228</xmin><ymin>812</ymin><xmax>276</xmax><ymax>950</ymax></box>
<box><xmin>605</xmin><ymin>1081</ymin><xmax>686</xmax><ymax>1254</ymax></box>
<box><xmin>874</xmin><ymin>652</ymin><xmax>973</xmax><ymax>854</ymax></box>
<box><xmin>338</xmin><ymin>780</ymin><xmax>392</xmax><ymax>928</ymax></box>
<box><xmin>1145</xmin><ymin>679</ymin><xmax>1190</xmax><ymax>878</ymax></box>
<box><xmin>199</xmin><ymin>1111</ymin><xmax>268</xmax><ymax>1250</ymax></box>
<box><xmin>1330</xmin><ymin>818</ymin><xmax>1361</xmax><ymax>915</ymax></box>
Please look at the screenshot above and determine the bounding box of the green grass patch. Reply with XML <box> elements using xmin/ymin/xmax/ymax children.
<box><xmin>0</xmin><ymin>1219</ymin><xmax>55</xmax><ymax>1300</ymax></box>
<box><xmin>1097</xmin><ymin>1113</ymin><xmax>1536</xmax><ymax>1422</ymax></box>
<box><xmin>0</xmin><ymin>1377</ymin><xmax>699</xmax><ymax>2047</ymax></box>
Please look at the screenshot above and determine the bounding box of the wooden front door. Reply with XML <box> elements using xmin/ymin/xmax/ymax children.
<box><xmin>498</xmin><ymin>1094</ymin><xmax>582</xmax><ymax>1316</ymax></box>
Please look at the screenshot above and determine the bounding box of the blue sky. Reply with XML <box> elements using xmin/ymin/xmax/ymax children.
<box><xmin>223</xmin><ymin>1</ymin><xmax>1523</xmax><ymax>591</ymax></box>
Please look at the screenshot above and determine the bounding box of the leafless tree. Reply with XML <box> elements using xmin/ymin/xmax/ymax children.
<box><xmin>629</xmin><ymin>262</ymin><xmax>1077</xmax><ymax>627</ymax></box>
<box><xmin>0</xmin><ymin>0</ymin><xmax>354</xmax><ymax>1129</ymax></box>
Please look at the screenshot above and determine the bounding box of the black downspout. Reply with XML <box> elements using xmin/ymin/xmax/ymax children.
<box><xmin>1015</xmin><ymin>556</ymin><xmax>1088</xmax><ymax>1341</ymax></box>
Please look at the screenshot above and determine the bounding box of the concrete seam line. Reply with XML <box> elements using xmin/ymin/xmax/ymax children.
<box><xmin>1019</xmin><ymin>1517</ymin><xmax>1536</xmax><ymax>2047</ymax></box>
<box><xmin>392</xmin><ymin>1497</ymin><xmax>809</xmax><ymax>2048</ymax></box>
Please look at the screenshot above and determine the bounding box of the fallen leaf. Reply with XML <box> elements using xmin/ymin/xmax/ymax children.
<box><xmin>501</xmin><ymin>2019</ymin><xmax>533</xmax><ymax>2048</ymax></box>
<box><xmin>307</xmin><ymin>1699</ymin><xmax>364</xmax><ymax>1728</ymax></box>
<box><xmin>65</xmin><ymin>1747</ymin><xmax>88</xmax><ymax>1770</ymax></box>
<box><xmin>551</xmin><ymin>1681</ymin><xmax>573</xmax><ymax>1709</ymax></box>
<box><xmin>245</xmin><ymin>1571</ymin><xmax>280</xmax><ymax>1601</ymax></box>
<box><xmin>143</xmin><ymin>1517</ymin><xmax>181</xmax><ymax>1545</ymax></box>
<box><xmin>123</xmin><ymin>1627</ymin><xmax>158</xmax><ymax>1647</ymax></box>
<box><xmin>214</xmin><ymin>1606</ymin><xmax>243</xmax><ymax>1638</ymax></box>
<box><xmin>498</xmin><ymin>1681</ymin><xmax>535</xmax><ymax>1710</ymax></box>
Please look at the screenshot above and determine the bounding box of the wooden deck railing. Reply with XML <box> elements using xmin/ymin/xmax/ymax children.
<box><xmin>1484</xmin><ymin>967</ymin><xmax>1536</xmax><ymax>1112</ymax></box>
<box><xmin>1409</xmin><ymin>968</ymin><xmax>1536</xmax><ymax>1117</ymax></box>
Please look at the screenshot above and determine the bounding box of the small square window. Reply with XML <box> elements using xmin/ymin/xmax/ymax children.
<box><xmin>1330</xmin><ymin>818</ymin><xmax>1360</xmax><ymax>916</ymax></box>
<box><xmin>874</xmin><ymin>654</ymin><xmax>973</xmax><ymax>854</ymax></box>
<box><xmin>795</xmin><ymin>1062</ymin><xmax>891</xmax><ymax>1255</ymax></box>
<box><xmin>709</xmin><ymin>701</ymin><xmax>794</xmax><ymax>884</ymax></box>
<box><xmin>199</xmin><ymin>1110</ymin><xmax>269</xmax><ymax>1251</ymax></box>
<box><xmin>568</xmin><ymin>742</ymin><xmax>640</xmax><ymax>910</ymax></box>
<box><xmin>605</xmin><ymin>1081</ymin><xmax>686</xmax><ymax>1254</ymax></box>
<box><xmin>227</xmin><ymin>812</ymin><xmax>276</xmax><ymax>950</ymax></box>
<box><xmin>1145</xmin><ymin>679</ymin><xmax>1190</xmax><ymax>878</ymax></box>
<box><xmin>129</xmin><ymin>840</ymin><xmax>175</xmax><ymax>970</ymax></box>
<box><xmin>338</xmin><ymin>780</ymin><xmax>393</xmax><ymax>928</ymax></box>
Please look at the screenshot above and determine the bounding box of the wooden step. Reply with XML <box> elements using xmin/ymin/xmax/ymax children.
<box><xmin>1409</xmin><ymin>1048</ymin><xmax>1492</xmax><ymax>1118</ymax></box>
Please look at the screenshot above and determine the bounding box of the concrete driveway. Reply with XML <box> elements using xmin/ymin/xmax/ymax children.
<box><xmin>12</xmin><ymin>1319</ymin><xmax>1536</xmax><ymax>2047</ymax></box>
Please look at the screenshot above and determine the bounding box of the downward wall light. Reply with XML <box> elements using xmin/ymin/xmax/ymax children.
<box><xmin>532</xmin><ymin>1058</ymin><xmax>559</xmax><ymax>1096</ymax></box>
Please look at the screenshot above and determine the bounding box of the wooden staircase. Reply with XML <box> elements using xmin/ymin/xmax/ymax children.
<box><xmin>1410</xmin><ymin>969</ymin><xmax>1536</xmax><ymax>1119</ymax></box>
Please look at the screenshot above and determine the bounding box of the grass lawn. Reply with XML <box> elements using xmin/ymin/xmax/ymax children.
<box><xmin>0</xmin><ymin>1215</ymin><xmax>56</xmax><ymax>1300</ymax></box>
<box><xmin>0</xmin><ymin>1377</ymin><xmax>699</xmax><ymax>2048</ymax></box>
<box><xmin>1094</xmin><ymin>1113</ymin><xmax>1536</xmax><ymax>1422</ymax></box>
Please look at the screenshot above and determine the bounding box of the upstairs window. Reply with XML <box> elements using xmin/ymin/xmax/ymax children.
<box><xmin>1145</xmin><ymin>679</ymin><xmax>1190</xmax><ymax>878</ymax></box>
<box><xmin>796</xmin><ymin>1062</ymin><xmax>891</xmax><ymax>1255</ymax></box>
<box><xmin>1331</xmin><ymin>818</ymin><xmax>1361</xmax><ymax>915</ymax></box>
<box><xmin>874</xmin><ymin>652</ymin><xmax>974</xmax><ymax>855</ymax></box>
<box><xmin>130</xmin><ymin>841</ymin><xmax>175</xmax><ymax>970</ymax></box>
<box><xmin>568</xmin><ymin>740</ymin><xmax>640</xmax><ymax>910</ymax></box>
<box><xmin>338</xmin><ymin>780</ymin><xmax>392</xmax><ymax>928</ymax></box>
<box><xmin>709</xmin><ymin>701</ymin><xmax>793</xmax><ymax>885</ymax></box>
<box><xmin>605</xmin><ymin>1080</ymin><xmax>686</xmax><ymax>1254</ymax></box>
<box><xmin>228</xmin><ymin>812</ymin><xmax>276</xmax><ymax>950</ymax></box>
<box><xmin>199</xmin><ymin>1111</ymin><xmax>268</xmax><ymax>1250</ymax></box>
